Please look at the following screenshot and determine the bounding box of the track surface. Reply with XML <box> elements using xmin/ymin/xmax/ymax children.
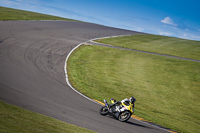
<box><xmin>0</xmin><ymin>21</ymin><xmax>168</xmax><ymax>133</ymax></box>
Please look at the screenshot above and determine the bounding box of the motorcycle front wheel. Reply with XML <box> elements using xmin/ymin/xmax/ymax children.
<box><xmin>99</xmin><ymin>106</ymin><xmax>109</xmax><ymax>116</ymax></box>
<box><xmin>118</xmin><ymin>111</ymin><xmax>131</xmax><ymax>122</ymax></box>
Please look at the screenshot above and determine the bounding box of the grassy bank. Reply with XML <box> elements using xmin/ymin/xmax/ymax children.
<box><xmin>0</xmin><ymin>101</ymin><xmax>95</xmax><ymax>133</ymax></box>
<box><xmin>67</xmin><ymin>44</ymin><xmax>200</xmax><ymax>133</ymax></box>
<box><xmin>0</xmin><ymin>6</ymin><xmax>77</xmax><ymax>21</ymax></box>
<box><xmin>96</xmin><ymin>34</ymin><xmax>200</xmax><ymax>60</ymax></box>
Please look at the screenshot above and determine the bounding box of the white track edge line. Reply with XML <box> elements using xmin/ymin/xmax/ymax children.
<box><xmin>64</xmin><ymin>35</ymin><xmax>172</xmax><ymax>133</ymax></box>
<box><xmin>64</xmin><ymin>42</ymin><xmax>101</xmax><ymax>105</ymax></box>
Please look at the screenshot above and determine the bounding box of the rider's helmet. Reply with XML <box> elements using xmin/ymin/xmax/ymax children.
<box><xmin>129</xmin><ymin>96</ymin><xmax>136</xmax><ymax>104</ymax></box>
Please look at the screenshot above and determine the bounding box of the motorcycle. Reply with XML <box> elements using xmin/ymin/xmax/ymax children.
<box><xmin>99</xmin><ymin>99</ymin><xmax>134</xmax><ymax>122</ymax></box>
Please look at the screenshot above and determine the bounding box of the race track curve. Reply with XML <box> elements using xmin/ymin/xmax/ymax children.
<box><xmin>0</xmin><ymin>21</ymin><xmax>169</xmax><ymax>133</ymax></box>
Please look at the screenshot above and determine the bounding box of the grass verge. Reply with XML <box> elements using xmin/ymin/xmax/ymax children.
<box><xmin>0</xmin><ymin>6</ymin><xmax>78</xmax><ymax>21</ymax></box>
<box><xmin>95</xmin><ymin>34</ymin><xmax>200</xmax><ymax>60</ymax></box>
<box><xmin>0</xmin><ymin>100</ymin><xmax>96</xmax><ymax>133</ymax></box>
<box><xmin>67</xmin><ymin>44</ymin><xmax>200</xmax><ymax>133</ymax></box>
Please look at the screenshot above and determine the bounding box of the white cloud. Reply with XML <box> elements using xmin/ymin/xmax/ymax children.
<box><xmin>158</xmin><ymin>31</ymin><xmax>173</xmax><ymax>36</ymax></box>
<box><xmin>161</xmin><ymin>17</ymin><xmax>177</xmax><ymax>26</ymax></box>
<box><xmin>179</xmin><ymin>32</ymin><xmax>200</xmax><ymax>41</ymax></box>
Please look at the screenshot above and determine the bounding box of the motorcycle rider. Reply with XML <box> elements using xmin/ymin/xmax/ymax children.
<box><xmin>110</xmin><ymin>96</ymin><xmax>136</xmax><ymax>113</ymax></box>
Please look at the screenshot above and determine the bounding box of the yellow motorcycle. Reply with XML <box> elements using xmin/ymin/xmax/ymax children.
<box><xmin>99</xmin><ymin>99</ymin><xmax>134</xmax><ymax>122</ymax></box>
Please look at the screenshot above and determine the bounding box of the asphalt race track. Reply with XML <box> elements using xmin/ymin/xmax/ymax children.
<box><xmin>0</xmin><ymin>21</ymin><xmax>168</xmax><ymax>133</ymax></box>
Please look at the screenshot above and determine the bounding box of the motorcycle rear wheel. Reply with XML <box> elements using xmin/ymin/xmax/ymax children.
<box><xmin>118</xmin><ymin>111</ymin><xmax>131</xmax><ymax>122</ymax></box>
<box><xmin>99</xmin><ymin>106</ymin><xmax>109</xmax><ymax>116</ymax></box>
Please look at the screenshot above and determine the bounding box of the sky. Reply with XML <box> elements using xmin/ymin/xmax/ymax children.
<box><xmin>0</xmin><ymin>0</ymin><xmax>200</xmax><ymax>41</ymax></box>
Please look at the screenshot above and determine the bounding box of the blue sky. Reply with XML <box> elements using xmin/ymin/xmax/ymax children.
<box><xmin>1</xmin><ymin>0</ymin><xmax>200</xmax><ymax>40</ymax></box>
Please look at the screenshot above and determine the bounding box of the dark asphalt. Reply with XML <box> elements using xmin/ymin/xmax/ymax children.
<box><xmin>0</xmin><ymin>21</ymin><xmax>168</xmax><ymax>133</ymax></box>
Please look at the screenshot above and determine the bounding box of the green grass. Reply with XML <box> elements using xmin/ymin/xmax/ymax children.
<box><xmin>0</xmin><ymin>6</ymin><xmax>78</xmax><ymax>21</ymax></box>
<box><xmin>67</xmin><ymin>44</ymin><xmax>200</xmax><ymax>133</ymax></box>
<box><xmin>0</xmin><ymin>100</ymin><xmax>96</xmax><ymax>133</ymax></box>
<box><xmin>96</xmin><ymin>34</ymin><xmax>200</xmax><ymax>60</ymax></box>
